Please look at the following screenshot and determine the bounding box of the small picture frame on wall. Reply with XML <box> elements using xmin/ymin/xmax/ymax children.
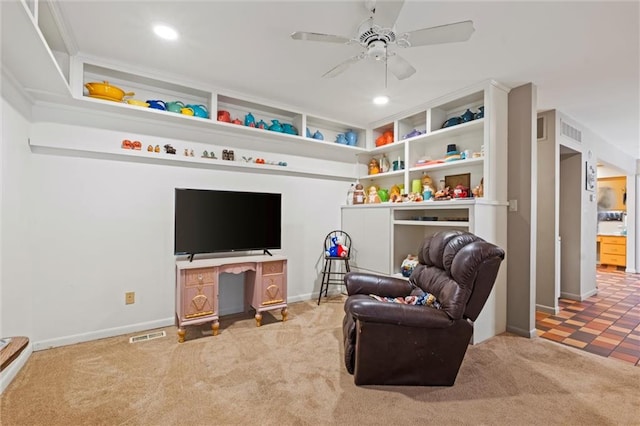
<box><xmin>585</xmin><ymin>161</ymin><xmax>596</xmax><ymax>192</ymax></box>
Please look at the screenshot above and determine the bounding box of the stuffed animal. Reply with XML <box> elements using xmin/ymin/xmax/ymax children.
<box><xmin>326</xmin><ymin>236</ymin><xmax>349</xmax><ymax>258</ymax></box>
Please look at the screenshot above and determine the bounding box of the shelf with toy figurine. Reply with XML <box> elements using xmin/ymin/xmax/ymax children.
<box><xmin>28</xmin><ymin>122</ymin><xmax>356</xmax><ymax>181</ymax></box>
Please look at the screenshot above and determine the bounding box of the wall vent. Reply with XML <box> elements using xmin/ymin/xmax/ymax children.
<box><xmin>129</xmin><ymin>330</ymin><xmax>166</xmax><ymax>343</ymax></box>
<box><xmin>560</xmin><ymin>120</ymin><xmax>582</xmax><ymax>143</ymax></box>
<box><xmin>537</xmin><ymin>117</ymin><xmax>546</xmax><ymax>140</ymax></box>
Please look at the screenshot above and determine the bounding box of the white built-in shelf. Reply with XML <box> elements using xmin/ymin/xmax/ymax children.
<box><xmin>408</xmin><ymin>157</ymin><xmax>484</xmax><ymax>173</ymax></box>
<box><xmin>393</xmin><ymin>220</ymin><xmax>470</xmax><ymax>227</ymax></box>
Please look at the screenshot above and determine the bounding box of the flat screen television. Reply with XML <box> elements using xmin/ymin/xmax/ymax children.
<box><xmin>174</xmin><ymin>188</ymin><xmax>281</xmax><ymax>259</ymax></box>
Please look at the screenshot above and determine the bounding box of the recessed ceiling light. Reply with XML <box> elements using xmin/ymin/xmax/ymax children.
<box><xmin>153</xmin><ymin>24</ymin><xmax>178</xmax><ymax>41</ymax></box>
<box><xmin>373</xmin><ymin>95</ymin><xmax>389</xmax><ymax>105</ymax></box>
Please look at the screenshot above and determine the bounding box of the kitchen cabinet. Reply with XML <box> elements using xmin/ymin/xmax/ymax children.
<box><xmin>599</xmin><ymin>235</ymin><xmax>626</xmax><ymax>267</ymax></box>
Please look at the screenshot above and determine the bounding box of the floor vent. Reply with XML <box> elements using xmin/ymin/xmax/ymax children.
<box><xmin>129</xmin><ymin>330</ymin><xmax>166</xmax><ymax>343</ymax></box>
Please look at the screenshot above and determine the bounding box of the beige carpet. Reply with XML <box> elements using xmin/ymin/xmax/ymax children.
<box><xmin>1</xmin><ymin>297</ymin><xmax>639</xmax><ymax>425</ymax></box>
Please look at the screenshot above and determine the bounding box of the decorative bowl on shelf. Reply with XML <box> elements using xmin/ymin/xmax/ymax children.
<box><xmin>126</xmin><ymin>99</ymin><xmax>149</xmax><ymax>107</ymax></box>
<box><xmin>85</xmin><ymin>81</ymin><xmax>133</xmax><ymax>102</ymax></box>
<box><xmin>442</xmin><ymin>116</ymin><xmax>461</xmax><ymax>128</ymax></box>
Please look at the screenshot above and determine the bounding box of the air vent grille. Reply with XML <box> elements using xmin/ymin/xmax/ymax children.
<box><xmin>561</xmin><ymin>120</ymin><xmax>582</xmax><ymax>143</ymax></box>
<box><xmin>129</xmin><ymin>330</ymin><xmax>166</xmax><ymax>343</ymax></box>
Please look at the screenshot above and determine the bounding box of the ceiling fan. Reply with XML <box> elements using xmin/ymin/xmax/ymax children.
<box><xmin>291</xmin><ymin>0</ymin><xmax>474</xmax><ymax>81</ymax></box>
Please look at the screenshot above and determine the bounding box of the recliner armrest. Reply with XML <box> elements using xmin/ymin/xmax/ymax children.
<box><xmin>344</xmin><ymin>272</ymin><xmax>413</xmax><ymax>297</ymax></box>
<box><xmin>347</xmin><ymin>296</ymin><xmax>453</xmax><ymax>329</ymax></box>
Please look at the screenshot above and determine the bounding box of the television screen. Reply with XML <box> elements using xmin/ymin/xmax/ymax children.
<box><xmin>174</xmin><ymin>188</ymin><xmax>281</xmax><ymax>256</ymax></box>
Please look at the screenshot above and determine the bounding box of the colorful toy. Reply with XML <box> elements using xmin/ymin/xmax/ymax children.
<box><xmin>326</xmin><ymin>236</ymin><xmax>349</xmax><ymax>258</ymax></box>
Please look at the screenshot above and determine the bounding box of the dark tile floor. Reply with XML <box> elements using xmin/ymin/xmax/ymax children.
<box><xmin>536</xmin><ymin>266</ymin><xmax>640</xmax><ymax>366</ymax></box>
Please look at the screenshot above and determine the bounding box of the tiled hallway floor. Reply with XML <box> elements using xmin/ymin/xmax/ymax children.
<box><xmin>536</xmin><ymin>266</ymin><xmax>640</xmax><ymax>366</ymax></box>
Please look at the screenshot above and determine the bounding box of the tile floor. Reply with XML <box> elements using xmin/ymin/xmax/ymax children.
<box><xmin>536</xmin><ymin>266</ymin><xmax>640</xmax><ymax>366</ymax></box>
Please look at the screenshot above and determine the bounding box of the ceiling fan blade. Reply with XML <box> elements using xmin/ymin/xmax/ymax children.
<box><xmin>404</xmin><ymin>20</ymin><xmax>475</xmax><ymax>47</ymax></box>
<box><xmin>322</xmin><ymin>54</ymin><xmax>364</xmax><ymax>78</ymax></box>
<box><xmin>290</xmin><ymin>31</ymin><xmax>351</xmax><ymax>44</ymax></box>
<box><xmin>371</xmin><ymin>0</ymin><xmax>405</xmax><ymax>29</ymax></box>
<box><xmin>387</xmin><ymin>54</ymin><xmax>416</xmax><ymax>80</ymax></box>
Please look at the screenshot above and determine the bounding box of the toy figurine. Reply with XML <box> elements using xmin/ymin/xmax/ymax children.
<box><xmin>365</xmin><ymin>186</ymin><xmax>381</xmax><ymax>204</ymax></box>
<box><xmin>472</xmin><ymin>178</ymin><xmax>484</xmax><ymax>198</ymax></box>
<box><xmin>353</xmin><ymin>182</ymin><xmax>365</xmax><ymax>204</ymax></box>
<box><xmin>368</xmin><ymin>158</ymin><xmax>380</xmax><ymax>175</ymax></box>
<box><xmin>453</xmin><ymin>184</ymin><xmax>469</xmax><ymax>198</ymax></box>
<box><xmin>421</xmin><ymin>173</ymin><xmax>435</xmax><ymax>194</ymax></box>
<box><xmin>389</xmin><ymin>184</ymin><xmax>402</xmax><ymax>202</ymax></box>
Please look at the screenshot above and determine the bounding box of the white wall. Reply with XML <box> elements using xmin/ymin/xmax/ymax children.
<box><xmin>1</xmin><ymin>98</ymin><xmax>34</xmax><ymax>340</ymax></box>
<box><xmin>1</xmin><ymin>98</ymin><xmax>350</xmax><ymax>349</ymax></box>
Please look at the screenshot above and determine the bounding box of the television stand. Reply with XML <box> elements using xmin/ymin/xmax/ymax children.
<box><xmin>175</xmin><ymin>254</ymin><xmax>288</xmax><ymax>343</ymax></box>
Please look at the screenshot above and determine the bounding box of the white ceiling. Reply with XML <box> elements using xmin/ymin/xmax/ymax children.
<box><xmin>49</xmin><ymin>0</ymin><xmax>639</xmax><ymax>158</ymax></box>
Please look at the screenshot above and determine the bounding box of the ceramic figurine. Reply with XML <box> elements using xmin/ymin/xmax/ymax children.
<box><xmin>202</xmin><ymin>150</ymin><xmax>209</xmax><ymax>158</ymax></box>
<box><xmin>353</xmin><ymin>182</ymin><xmax>365</xmax><ymax>205</ymax></box>
<box><xmin>132</xmin><ymin>141</ymin><xmax>142</xmax><ymax>150</ymax></box>
<box><xmin>184</xmin><ymin>148</ymin><xmax>189</xmax><ymax>156</ymax></box>
<box><xmin>368</xmin><ymin>158</ymin><xmax>380</xmax><ymax>175</ymax></box>
<box><xmin>147</xmin><ymin>144</ymin><xmax>153</xmax><ymax>152</ymax></box>
<box><xmin>164</xmin><ymin>144</ymin><xmax>176</xmax><ymax>154</ymax></box>
<box><xmin>365</xmin><ymin>186</ymin><xmax>381</xmax><ymax>204</ymax></box>
<box><xmin>421</xmin><ymin>173</ymin><xmax>435</xmax><ymax>194</ymax></box>
<box><xmin>231</xmin><ymin>118</ymin><xmax>242</xmax><ymax>125</ymax></box>
<box><xmin>312</xmin><ymin>130</ymin><xmax>324</xmax><ymax>140</ymax></box>
<box><xmin>154</xmin><ymin>145</ymin><xmax>161</xmax><ymax>153</ymax></box>
<box><xmin>189</xmin><ymin>149</ymin><xmax>194</xmax><ymax>157</ymax></box>
<box><xmin>475</xmin><ymin>106</ymin><xmax>484</xmax><ymax>119</ymax></box>
<box><xmin>336</xmin><ymin>134</ymin><xmax>348</xmax><ymax>145</ymax></box>
<box><xmin>257</xmin><ymin>119</ymin><xmax>268</xmax><ymax>129</ymax></box>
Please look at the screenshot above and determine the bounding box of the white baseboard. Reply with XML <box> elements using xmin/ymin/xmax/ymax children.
<box><xmin>560</xmin><ymin>287</ymin><xmax>597</xmax><ymax>302</ymax></box>
<box><xmin>0</xmin><ymin>342</ymin><xmax>33</xmax><ymax>394</ymax></box>
<box><xmin>32</xmin><ymin>317</ymin><xmax>175</xmax><ymax>351</ymax></box>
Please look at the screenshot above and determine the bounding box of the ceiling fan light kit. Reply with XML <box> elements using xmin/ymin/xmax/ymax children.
<box><xmin>291</xmin><ymin>0</ymin><xmax>474</xmax><ymax>81</ymax></box>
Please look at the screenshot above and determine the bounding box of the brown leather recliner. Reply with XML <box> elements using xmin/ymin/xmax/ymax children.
<box><xmin>342</xmin><ymin>230</ymin><xmax>505</xmax><ymax>386</ymax></box>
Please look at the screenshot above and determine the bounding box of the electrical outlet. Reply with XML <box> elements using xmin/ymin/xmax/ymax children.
<box><xmin>125</xmin><ymin>292</ymin><xmax>135</xmax><ymax>305</ymax></box>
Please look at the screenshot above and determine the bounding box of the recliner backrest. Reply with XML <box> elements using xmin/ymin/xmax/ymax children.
<box><xmin>411</xmin><ymin>230</ymin><xmax>504</xmax><ymax>322</ymax></box>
